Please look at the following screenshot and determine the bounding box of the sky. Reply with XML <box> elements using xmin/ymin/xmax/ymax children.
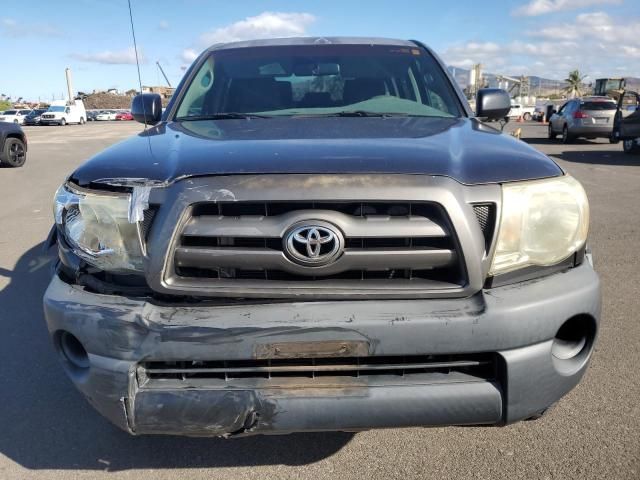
<box><xmin>1</xmin><ymin>0</ymin><xmax>639</xmax><ymax>101</ymax></box>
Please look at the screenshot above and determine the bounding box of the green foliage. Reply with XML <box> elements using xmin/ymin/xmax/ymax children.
<box><xmin>0</xmin><ymin>100</ymin><xmax>11</xmax><ymax>111</ymax></box>
<box><xmin>564</xmin><ymin>70</ymin><xmax>587</xmax><ymax>98</ymax></box>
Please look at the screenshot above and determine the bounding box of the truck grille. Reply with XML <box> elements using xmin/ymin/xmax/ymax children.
<box><xmin>169</xmin><ymin>201</ymin><xmax>465</xmax><ymax>288</ymax></box>
<box><xmin>137</xmin><ymin>354</ymin><xmax>497</xmax><ymax>388</ymax></box>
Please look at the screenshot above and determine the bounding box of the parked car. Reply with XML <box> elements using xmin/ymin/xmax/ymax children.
<box><xmin>87</xmin><ymin>110</ymin><xmax>100</xmax><ymax>121</ymax></box>
<box><xmin>40</xmin><ymin>100</ymin><xmax>87</xmax><ymax>126</ymax></box>
<box><xmin>531</xmin><ymin>105</ymin><xmax>546</xmax><ymax>122</ymax></box>
<box><xmin>613</xmin><ymin>89</ymin><xmax>640</xmax><ymax>154</ymax></box>
<box><xmin>0</xmin><ymin>109</ymin><xmax>33</xmax><ymax>125</ymax></box>
<box><xmin>45</xmin><ymin>37</ymin><xmax>599</xmax><ymax>437</ymax></box>
<box><xmin>115</xmin><ymin>111</ymin><xmax>134</xmax><ymax>121</ymax></box>
<box><xmin>96</xmin><ymin>110</ymin><xmax>118</xmax><ymax>121</ymax></box>
<box><xmin>548</xmin><ymin>96</ymin><xmax>617</xmax><ymax>143</ymax></box>
<box><xmin>507</xmin><ymin>104</ymin><xmax>535</xmax><ymax>121</ymax></box>
<box><xmin>23</xmin><ymin>108</ymin><xmax>48</xmax><ymax>126</ymax></box>
<box><xmin>0</xmin><ymin>121</ymin><xmax>27</xmax><ymax>167</ymax></box>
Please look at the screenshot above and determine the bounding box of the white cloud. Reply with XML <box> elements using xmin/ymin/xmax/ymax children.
<box><xmin>181</xmin><ymin>48</ymin><xmax>198</xmax><ymax>63</ymax></box>
<box><xmin>158</xmin><ymin>20</ymin><xmax>169</xmax><ymax>30</ymax></box>
<box><xmin>69</xmin><ymin>47</ymin><xmax>144</xmax><ymax>65</ymax></box>
<box><xmin>443</xmin><ymin>11</ymin><xmax>640</xmax><ymax>79</ymax></box>
<box><xmin>197</xmin><ymin>11</ymin><xmax>316</xmax><ymax>46</ymax></box>
<box><xmin>0</xmin><ymin>17</ymin><xmax>62</xmax><ymax>36</ymax></box>
<box><xmin>513</xmin><ymin>0</ymin><xmax>620</xmax><ymax>16</ymax></box>
<box><xmin>178</xmin><ymin>12</ymin><xmax>316</xmax><ymax>70</ymax></box>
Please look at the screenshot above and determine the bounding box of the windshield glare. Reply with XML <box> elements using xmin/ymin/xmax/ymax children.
<box><xmin>175</xmin><ymin>45</ymin><xmax>462</xmax><ymax>119</ymax></box>
<box><xmin>48</xmin><ymin>106</ymin><xmax>66</xmax><ymax>112</ymax></box>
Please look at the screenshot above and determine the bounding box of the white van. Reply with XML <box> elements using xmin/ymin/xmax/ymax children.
<box><xmin>40</xmin><ymin>100</ymin><xmax>87</xmax><ymax>126</ymax></box>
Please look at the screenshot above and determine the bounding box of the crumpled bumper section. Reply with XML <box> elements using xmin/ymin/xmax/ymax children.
<box><xmin>43</xmin><ymin>262</ymin><xmax>600</xmax><ymax>436</ymax></box>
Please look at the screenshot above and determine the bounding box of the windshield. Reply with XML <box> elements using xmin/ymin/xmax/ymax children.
<box><xmin>4</xmin><ymin>110</ymin><xmax>17</xmax><ymax>115</ymax></box>
<box><xmin>48</xmin><ymin>106</ymin><xmax>66</xmax><ymax>112</ymax></box>
<box><xmin>175</xmin><ymin>44</ymin><xmax>463</xmax><ymax>119</ymax></box>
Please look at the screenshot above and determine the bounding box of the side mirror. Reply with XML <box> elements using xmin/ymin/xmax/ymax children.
<box><xmin>476</xmin><ymin>88</ymin><xmax>511</xmax><ymax>121</ymax></box>
<box><xmin>131</xmin><ymin>93</ymin><xmax>162</xmax><ymax>124</ymax></box>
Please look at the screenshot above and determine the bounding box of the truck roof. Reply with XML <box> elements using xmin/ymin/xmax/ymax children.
<box><xmin>206</xmin><ymin>36</ymin><xmax>418</xmax><ymax>52</ymax></box>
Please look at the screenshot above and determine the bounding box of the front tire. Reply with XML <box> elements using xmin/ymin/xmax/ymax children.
<box><xmin>562</xmin><ymin>125</ymin><xmax>573</xmax><ymax>144</ymax></box>
<box><xmin>79</xmin><ymin>117</ymin><xmax>85</xmax><ymax>125</ymax></box>
<box><xmin>523</xmin><ymin>112</ymin><xmax>532</xmax><ymax>121</ymax></box>
<box><xmin>548</xmin><ymin>124</ymin><xmax>556</xmax><ymax>139</ymax></box>
<box><xmin>2</xmin><ymin>138</ymin><xmax>26</xmax><ymax>167</ymax></box>
<box><xmin>60</xmin><ymin>118</ymin><xmax>66</xmax><ymax>126</ymax></box>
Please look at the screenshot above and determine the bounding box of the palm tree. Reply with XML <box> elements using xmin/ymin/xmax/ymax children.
<box><xmin>564</xmin><ymin>70</ymin><xmax>587</xmax><ymax>98</ymax></box>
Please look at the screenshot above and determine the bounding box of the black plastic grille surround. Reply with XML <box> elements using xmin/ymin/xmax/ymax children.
<box><xmin>138</xmin><ymin>353</ymin><xmax>498</xmax><ymax>386</ymax></box>
<box><xmin>472</xmin><ymin>203</ymin><xmax>497</xmax><ymax>252</ymax></box>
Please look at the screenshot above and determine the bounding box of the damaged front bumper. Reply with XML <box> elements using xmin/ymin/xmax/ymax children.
<box><xmin>43</xmin><ymin>262</ymin><xmax>601</xmax><ymax>436</ymax></box>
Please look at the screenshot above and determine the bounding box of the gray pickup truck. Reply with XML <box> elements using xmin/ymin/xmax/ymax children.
<box><xmin>44</xmin><ymin>37</ymin><xmax>600</xmax><ymax>437</ymax></box>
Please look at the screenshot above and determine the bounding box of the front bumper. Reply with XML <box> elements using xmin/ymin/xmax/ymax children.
<box><xmin>43</xmin><ymin>262</ymin><xmax>600</xmax><ymax>436</ymax></box>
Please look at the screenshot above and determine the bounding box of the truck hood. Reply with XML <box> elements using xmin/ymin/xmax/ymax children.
<box><xmin>71</xmin><ymin>116</ymin><xmax>562</xmax><ymax>187</ymax></box>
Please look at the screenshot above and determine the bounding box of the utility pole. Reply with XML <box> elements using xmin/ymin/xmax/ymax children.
<box><xmin>65</xmin><ymin>68</ymin><xmax>75</xmax><ymax>103</ymax></box>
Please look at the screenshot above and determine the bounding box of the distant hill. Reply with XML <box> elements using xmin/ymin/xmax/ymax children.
<box><xmin>447</xmin><ymin>65</ymin><xmax>640</xmax><ymax>98</ymax></box>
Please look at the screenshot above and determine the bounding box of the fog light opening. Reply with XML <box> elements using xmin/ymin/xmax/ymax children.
<box><xmin>551</xmin><ymin>315</ymin><xmax>596</xmax><ymax>375</ymax></box>
<box><xmin>59</xmin><ymin>331</ymin><xmax>90</xmax><ymax>370</ymax></box>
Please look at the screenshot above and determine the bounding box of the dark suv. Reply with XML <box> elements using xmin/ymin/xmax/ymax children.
<box><xmin>44</xmin><ymin>37</ymin><xmax>600</xmax><ymax>437</ymax></box>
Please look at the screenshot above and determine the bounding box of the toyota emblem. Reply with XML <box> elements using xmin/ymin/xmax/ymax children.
<box><xmin>284</xmin><ymin>223</ymin><xmax>344</xmax><ymax>266</ymax></box>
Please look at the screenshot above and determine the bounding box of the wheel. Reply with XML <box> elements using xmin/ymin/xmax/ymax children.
<box><xmin>562</xmin><ymin>125</ymin><xmax>573</xmax><ymax>144</ymax></box>
<box><xmin>13</xmin><ymin>119</ymin><xmax>18</xmax><ymax>124</ymax></box>
<box><xmin>79</xmin><ymin>117</ymin><xmax>85</xmax><ymax>125</ymax></box>
<box><xmin>609</xmin><ymin>134</ymin><xmax>619</xmax><ymax>144</ymax></box>
<box><xmin>623</xmin><ymin>139</ymin><xmax>640</xmax><ymax>154</ymax></box>
<box><xmin>60</xmin><ymin>118</ymin><xmax>66</xmax><ymax>126</ymax></box>
<box><xmin>2</xmin><ymin>138</ymin><xmax>26</xmax><ymax>167</ymax></box>
<box><xmin>523</xmin><ymin>112</ymin><xmax>532</xmax><ymax>121</ymax></box>
<box><xmin>548</xmin><ymin>123</ymin><xmax>556</xmax><ymax>139</ymax></box>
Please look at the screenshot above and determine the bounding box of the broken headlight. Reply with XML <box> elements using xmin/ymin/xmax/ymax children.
<box><xmin>489</xmin><ymin>175</ymin><xmax>589</xmax><ymax>276</ymax></box>
<box><xmin>53</xmin><ymin>183</ymin><xmax>145</xmax><ymax>273</ymax></box>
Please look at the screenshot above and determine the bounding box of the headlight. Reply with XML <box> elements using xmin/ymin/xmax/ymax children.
<box><xmin>54</xmin><ymin>183</ymin><xmax>144</xmax><ymax>273</ymax></box>
<box><xmin>489</xmin><ymin>175</ymin><xmax>589</xmax><ymax>276</ymax></box>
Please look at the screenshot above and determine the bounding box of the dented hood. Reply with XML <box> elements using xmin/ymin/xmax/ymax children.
<box><xmin>71</xmin><ymin>116</ymin><xmax>562</xmax><ymax>187</ymax></box>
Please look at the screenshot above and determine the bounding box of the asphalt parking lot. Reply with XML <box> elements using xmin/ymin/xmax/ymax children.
<box><xmin>0</xmin><ymin>121</ymin><xmax>638</xmax><ymax>479</ymax></box>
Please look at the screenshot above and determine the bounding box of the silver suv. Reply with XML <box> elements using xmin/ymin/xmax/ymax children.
<box><xmin>548</xmin><ymin>96</ymin><xmax>617</xmax><ymax>143</ymax></box>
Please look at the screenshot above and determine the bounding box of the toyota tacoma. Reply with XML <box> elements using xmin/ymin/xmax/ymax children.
<box><xmin>43</xmin><ymin>37</ymin><xmax>601</xmax><ymax>436</ymax></box>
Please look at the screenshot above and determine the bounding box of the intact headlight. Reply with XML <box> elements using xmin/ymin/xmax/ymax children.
<box><xmin>489</xmin><ymin>175</ymin><xmax>589</xmax><ymax>276</ymax></box>
<box><xmin>53</xmin><ymin>183</ymin><xmax>144</xmax><ymax>273</ymax></box>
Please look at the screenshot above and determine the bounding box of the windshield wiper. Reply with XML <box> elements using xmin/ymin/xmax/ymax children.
<box><xmin>176</xmin><ymin>112</ymin><xmax>272</xmax><ymax>121</ymax></box>
<box><xmin>335</xmin><ymin>110</ymin><xmax>403</xmax><ymax>117</ymax></box>
<box><xmin>291</xmin><ymin>111</ymin><xmax>412</xmax><ymax>118</ymax></box>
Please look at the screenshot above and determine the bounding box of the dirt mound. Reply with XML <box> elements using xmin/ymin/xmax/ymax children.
<box><xmin>82</xmin><ymin>92</ymin><xmax>171</xmax><ymax>110</ymax></box>
<box><xmin>82</xmin><ymin>93</ymin><xmax>133</xmax><ymax>110</ymax></box>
